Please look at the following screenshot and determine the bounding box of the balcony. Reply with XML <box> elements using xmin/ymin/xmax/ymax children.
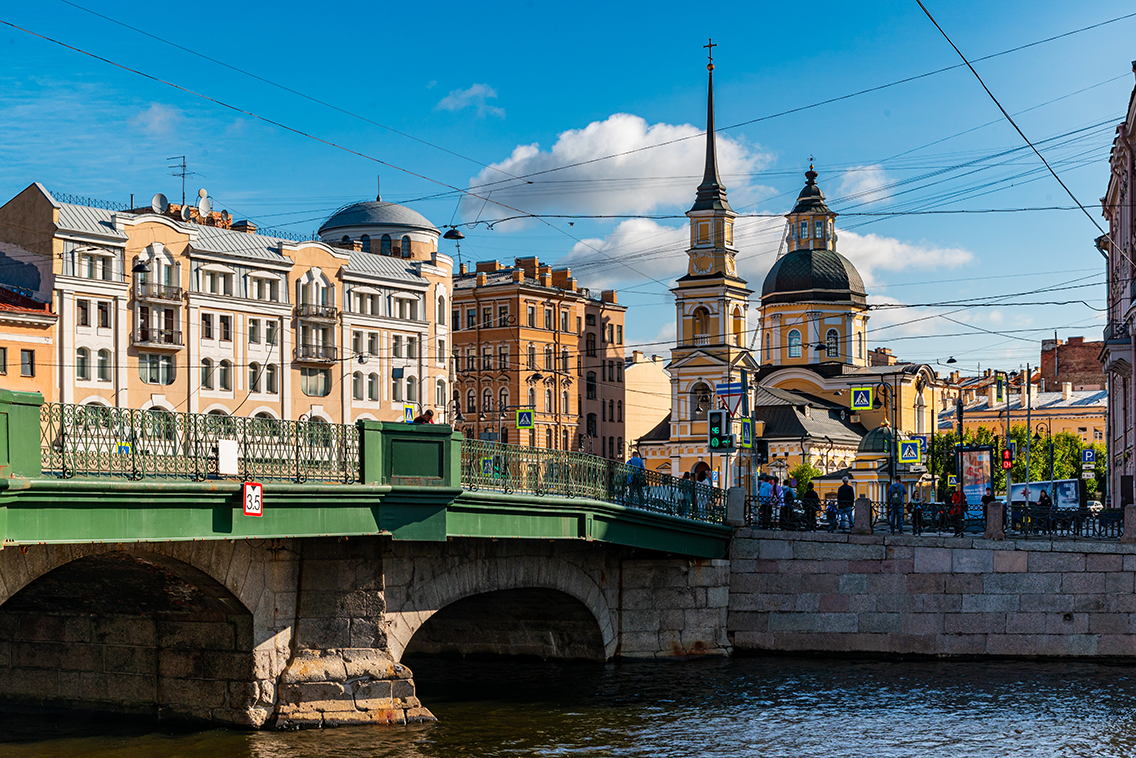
<box><xmin>135</xmin><ymin>282</ymin><xmax>183</xmax><ymax>302</ymax></box>
<box><xmin>295</xmin><ymin>343</ymin><xmax>338</xmax><ymax>363</ymax></box>
<box><xmin>1102</xmin><ymin>320</ymin><xmax>1133</xmax><ymax>377</ymax></box>
<box><xmin>295</xmin><ymin>303</ymin><xmax>338</xmax><ymax>322</ymax></box>
<box><xmin>132</xmin><ymin>327</ymin><xmax>184</xmax><ymax>349</ymax></box>
<box><xmin>684</xmin><ymin>335</ymin><xmax>714</xmax><ymax>347</ymax></box>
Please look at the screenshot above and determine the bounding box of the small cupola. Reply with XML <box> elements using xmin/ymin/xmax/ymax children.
<box><xmin>786</xmin><ymin>164</ymin><xmax>837</xmax><ymax>254</ymax></box>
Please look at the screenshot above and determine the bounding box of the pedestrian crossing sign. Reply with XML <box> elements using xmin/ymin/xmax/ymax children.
<box><xmin>403</xmin><ymin>405</ymin><xmax>415</xmax><ymax>423</ymax></box>
<box><xmin>739</xmin><ymin>419</ymin><xmax>753</xmax><ymax>448</ymax></box>
<box><xmin>480</xmin><ymin>457</ymin><xmax>493</xmax><ymax>476</ymax></box>
<box><xmin>899</xmin><ymin>440</ymin><xmax>921</xmax><ymax>463</ymax></box>
<box><xmin>948</xmin><ymin>474</ymin><xmax>957</xmax><ymax>487</ymax></box>
<box><xmin>516</xmin><ymin>409</ymin><xmax>534</xmax><ymax>429</ymax></box>
<box><xmin>850</xmin><ymin>387</ymin><xmax>873</xmax><ymax>411</ymax></box>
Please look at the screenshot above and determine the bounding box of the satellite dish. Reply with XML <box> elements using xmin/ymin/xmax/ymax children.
<box><xmin>198</xmin><ymin>196</ymin><xmax>212</xmax><ymax>217</ymax></box>
<box><xmin>180</xmin><ymin>205</ymin><xmax>192</xmax><ymax>221</ymax></box>
<box><xmin>150</xmin><ymin>193</ymin><xmax>169</xmax><ymax>213</ymax></box>
<box><xmin>220</xmin><ymin>210</ymin><xmax>231</xmax><ymax>223</ymax></box>
<box><xmin>198</xmin><ymin>188</ymin><xmax>208</xmax><ymax>199</ymax></box>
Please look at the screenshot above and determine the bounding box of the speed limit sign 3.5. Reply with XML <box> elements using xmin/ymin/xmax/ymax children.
<box><xmin>243</xmin><ymin>481</ymin><xmax>264</xmax><ymax>517</ymax></box>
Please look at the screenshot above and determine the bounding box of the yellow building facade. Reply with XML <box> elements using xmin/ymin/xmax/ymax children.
<box><xmin>0</xmin><ymin>183</ymin><xmax>452</xmax><ymax>425</ymax></box>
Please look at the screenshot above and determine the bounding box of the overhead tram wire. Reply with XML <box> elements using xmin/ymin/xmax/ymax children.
<box><xmin>58</xmin><ymin>0</ymin><xmax>526</xmax><ymax>185</ymax></box>
<box><xmin>0</xmin><ymin>19</ymin><xmax>682</xmax><ymax>297</ymax></box>
<box><xmin>915</xmin><ymin>0</ymin><xmax>1126</xmax><ymax>265</ymax></box>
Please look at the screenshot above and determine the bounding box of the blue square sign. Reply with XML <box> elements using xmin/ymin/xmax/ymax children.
<box><xmin>516</xmin><ymin>409</ymin><xmax>534</xmax><ymax>429</ymax></box>
<box><xmin>850</xmin><ymin>387</ymin><xmax>873</xmax><ymax>411</ymax></box>
<box><xmin>899</xmin><ymin>440</ymin><xmax>921</xmax><ymax>464</ymax></box>
<box><xmin>1083</xmin><ymin>449</ymin><xmax>1096</xmax><ymax>464</ymax></box>
<box><xmin>911</xmin><ymin>435</ymin><xmax>928</xmax><ymax>455</ymax></box>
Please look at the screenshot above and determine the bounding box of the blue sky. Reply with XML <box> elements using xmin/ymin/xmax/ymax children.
<box><xmin>1</xmin><ymin>0</ymin><xmax>1131</xmax><ymax>375</ymax></box>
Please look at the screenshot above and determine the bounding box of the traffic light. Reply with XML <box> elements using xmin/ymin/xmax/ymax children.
<box><xmin>755</xmin><ymin>439</ymin><xmax>769</xmax><ymax>465</ymax></box>
<box><xmin>1001</xmin><ymin>448</ymin><xmax>1013</xmax><ymax>471</ymax></box>
<box><xmin>707</xmin><ymin>410</ymin><xmax>733</xmax><ymax>451</ymax></box>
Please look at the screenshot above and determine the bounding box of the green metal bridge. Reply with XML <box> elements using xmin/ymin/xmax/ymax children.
<box><xmin>0</xmin><ymin>391</ymin><xmax>730</xmax><ymax>558</ymax></box>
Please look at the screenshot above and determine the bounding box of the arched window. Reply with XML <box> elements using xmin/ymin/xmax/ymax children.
<box><xmin>586</xmin><ymin>372</ymin><xmax>597</xmax><ymax>400</ymax></box>
<box><xmin>97</xmin><ymin>349</ymin><xmax>111</xmax><ymax>381</ymax></box>
<box><xmin>732</xmin><ymin>306</ymin><xmax>744</xmax><ymax>347</ymax></box>
<box><xmin>563</xmin><ymin>429</ymin><xmax>569</xmax><ymax>451</ymax></box>
<box><xmin>617</xmin><ymin>400</ymin><xmax>622</xmax><ymax>422</ymax></box>
<box><xmin>764</xmin><ymin>332</ymin><xmax>771</xmax><ymax>362</ymax></box>
<box><xmin>545</xmin><ymin>389</ymin><xmax>553</xmax><ymax>413</ymax></box>
<box><xmin>545</xmin><ymin>428</ymin><xmax>553</xmax><ymax>449</ymax></box>
<box><xmin>544</xmin><ymin>346</ymin><xmax>553</xmax><ymax>370</ymax></box>
<box><xmin>219</xmin><ymin>360</ymin><xmax>232</xmax><ymax>390</ymax></box>
<box><xmin>690</xmin><ymin>382</ymin><xmax>711</xmax><ymax>420</ymax></box>
<box><xmin>483</xmin><ymin>388</ymin><xmax>493</xmax><ymax>412</ymax></box>
<box><xmin>340</xmin><ymin>235</ymin><xmax>350</xmax><ymax>246</ymax></box>
<box><xmin>407</xmin><ymin>378</ymin><xmax>417</xmax><ymax>402</ymax></box>
<box><xmin>826</xmin><ymin>328</ymin><xmax>839</xmax><ymax>358</ymax></box>
<box><xmin>352</xmin><ymin>371</ymin><xmax>363</xmax><ymax>400</ymax></box>
<box><xmin>361</xmin><ymin>234</ymin><xmax>371</xmax><ymax>252</ymax></box>
<box><xmin>250</xmin><ymin>362</ymin><xmax>262</xmax><ymax>393</ymax></box>
<box><xmin>608</xmin><ymin>399</ymin><xmax>614</xmax><ymax>422</ymax></box>
<box><xmin>856</xmin><ymin>331</ymin><xmax>864</xmax><ymax>359</ymax></box>
<box><xmin>368</xmin><ymin>373</ymin><xmax>378</xmax><ymax>401</ymax></box>
<box><xmin>435</xmin><ymin>378</ymin><xmax>446</xmax><ymax>407</ymax></box>
<box><xmin>586</xmin><ymin>333</ymin><xmax>596</xmax><ymax>357</ymax></box>
<box><xmin>692</xmin><ymin>306</ymin><xmax>711</xmax><ymax>343</ymax></box>
<box><xmin>401</xmin><ymin>235</ymin><xmax>412</xmax><ymax>258</ymax></box>
<box><xmin>466</xmin><ymin>389</ymin><xmax>475</xmax><ymax>413</ymax></box>
<box><xmin>527</xmin><ymin>387</ymin><xmax>535</xmax><ymax>408</ymax></box>
<box><xmin>499</xmin><ymin>388</ymin><xmax>509</xmax><ymax>413</ymax></box>
<box><xmin>561</xmin><ymin>349</ymin><xmax>570</xmax><ymax>372</ymax></box>
<box><xmin>586</xmin><ymin>413</ymin><xmax>597</xmax><ymax>436</ymax></box>
<box><xmin>527</xmin><ymin>344</ymin><xmax>536</xmax><ymax>369</ymax></box>
<box><xmin>380</xmin><ymin>234</ymin><xmax>392</xmax><ymax>256</ymax></box>
<box><xmin>788</xmin><ymin>329</ymin><xmax>802</xmax><ymax>358</ymax></box>
<box><xmin>265</xmin><ymin>364</ymin><xmax>278</xmax><ymax>394</ymax></box>
<box><xmin>76</xmin><ymin>347</ymin><xmax>90</xmax><ymax>381</ymax></box>
<box><xmin>562</xmin><ymin>390</ymin><xmax>569</xmax><ymax>414</ymax></box>
<box><xmin>201</xmin><ymin>358</ymin><xmax>213</xmax><ymax>390</ymax></box>
<box><xmin>437</xmin><ymin>296</ymin><xmax>446</xmax><ymax>325</ymax></box>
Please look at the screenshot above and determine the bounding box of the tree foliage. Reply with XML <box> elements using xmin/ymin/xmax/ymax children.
<box><xmin>789</xmin><ymin>462</ymin><xmax>822</xmax><ymax>497</ymax></box>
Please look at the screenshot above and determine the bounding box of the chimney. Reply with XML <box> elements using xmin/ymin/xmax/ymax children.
<box><xmin>231</xmin><ymin>219</ymin><xmax>258</xmax><ymax>234</ymax></box>
<box><xmin>1062</xmin><ymin>382</ymin><xmax>1073</xmax><ymax>401</ymax></box>
<box><xmin>987</xmin><ymin>384</ymin><xmax>997</xmax><ymax>408</ymax></box>
<box><xmin>475</xmin><ymin>260</ymin><xmax>502</xmax><ymax>273</ymax></box>
<box><xmin>540</xmin><ymin>272</ymin><xmax>552</xmax><ymax>287</ymax></box>
<box><xmin>475</xmin><ymin>272</ymin><xmax>487</xmax><ymax>286</ymax></box>
<box><xmin>632</xmin><ymin>350</ymin><xmax>644</xmax><ymax>363</ymax></box>
<box><xmin>512</xmin><ymin>269</ymin><xmax>524</xmax><ymax>283</ymax></box>
<box><xmin>458</xmin><ymin>262</ymin><xmax>467</xmax><ymax>275</ymax></box>
<box><xmin>651</xmin><ymin>354</ymin><xmax>660</xmax><ymax>363</ymax></box>
<box><xmin>601</xmin><ymin>290</ymin><xmax>617</xmax><ymax>303</ymax></box>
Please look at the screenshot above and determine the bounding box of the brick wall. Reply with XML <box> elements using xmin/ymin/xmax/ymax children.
<box><xmin>1040</xmin><ymin>337</ymin><xmax>1106</xmax><ymax>391</ymax></box>
<box><xmin>730</xmin><ymin>530</ymin><xmax>1136</xmax><ymax>657</ymax></box>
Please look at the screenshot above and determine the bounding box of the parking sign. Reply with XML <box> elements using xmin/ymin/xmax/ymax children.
<box><xmin>1083</xmin><ymin>449</ymin><xmax>1096</xmax><ymax>464</ymax></box>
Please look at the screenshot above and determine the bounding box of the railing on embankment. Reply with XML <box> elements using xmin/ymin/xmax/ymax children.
<box><xmin>35</xmin><ymin>401</ymin><xmax>724</xmax><ymax>526</ymax></box>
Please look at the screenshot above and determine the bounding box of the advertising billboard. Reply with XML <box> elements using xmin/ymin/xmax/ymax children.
<box><xmin>1008</xmin><ymin>480</ymin><xmax>1081</xmax><ymax>509</ymax></box>
<box><xmin>958</xmin><ymin>446</ymin><xmax>993</xmax><ymax>505</ymax></box>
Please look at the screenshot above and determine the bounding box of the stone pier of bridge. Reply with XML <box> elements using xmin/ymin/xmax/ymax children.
<box><xmin>0</xmin><ymin>536</ymin><xmax>729</xmax><ymax>728</ymax></box>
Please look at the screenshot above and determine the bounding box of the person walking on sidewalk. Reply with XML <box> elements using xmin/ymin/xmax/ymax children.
<box><xmin>836</xmin><ymin>477</ymin><xmax>855</xmax><ymax>531</ymax></box>
<box><xmin>887</xmin><ymin>479</ymin><xmax>906</xmax><ymax>534</ymax></box>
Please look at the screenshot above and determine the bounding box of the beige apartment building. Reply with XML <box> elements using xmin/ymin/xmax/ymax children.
<box><xmin>451</xmin><ymin>257</ymin><xmax>627</xmax><ymax>457</ymax></box>
<box><xmin>0</xmin><ymin>183</ymin><xmax>452</xmax><ymax>425</ymax></box>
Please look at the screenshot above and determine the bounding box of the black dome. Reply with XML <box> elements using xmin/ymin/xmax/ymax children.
<box><xmin>791</xmin><ymin>168</ymin><xmax>831</xmax><ymax>215</ymax></box>
<box><xmin>761</xmin><ymin>248</ymin><xmax>867</xmax><ymax>305</ymax></box>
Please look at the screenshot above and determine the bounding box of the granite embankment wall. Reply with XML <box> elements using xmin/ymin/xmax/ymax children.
<box><xmin>729</xmin><ymin>530</ymin><xmax>1136</xmax><ymax>657</ymax></box>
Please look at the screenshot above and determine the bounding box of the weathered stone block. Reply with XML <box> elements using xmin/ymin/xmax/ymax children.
<box><xmin>846</xmin><ymin>594</ymin><xmax>878</xmax><ymax>613</ymax></box>
<box><xmin>1061</xmin><ymin>573</ymin><xmax>1106</xmax><ymax>595</ymax></box>
<box><xmin>1086</xmin><ymin>554</ymin><xmax>1123</xmax><ymax>572</ymax></box>
<box><xmin>858</xmin><ymin>613</ymin><xmax>901</xmax><ymax>634</ymax></box>
<box><xmin>847</xmin><ymin>560</ymin><xmax>883</xmax><ymax>575</ymax></box>
<box><xmin>1027</xmin><ymin>552</ymin><xmax>1085</xmax><ymax>573</ymax></box>
<box><xmin>915</xmin><ymin>594</ymin><xmax>962</xmax><ymax>613</ymax></box>
<box><xmin>279</xmin><ymin>651</ymin><xmax>347</xmax><ymax>684</ymax></box>
<box><xmin>952</xmin><ymin>549</ymin><xmax>993</xmax><ymax>573</ymax></box>
<box><xmin>875</xmin><ymin>594</ymin><xmax>916</xmax><ymax>613</ymax></box>
<box><xmin>900</xmin><ymin>613</ymin><xmax>943</xmax><ymax>635</ymax></box>
<box><xmin>906</xmin><ymin>574</ymin><xmax>946</xmax><ymax>594</ymax></box>
<box><xmin>158</xmin><ymin>621</ymin><xmax>236</xmax><ymax>652</ymax></box>
<box><xmin>1106</xmin><ymin>572</ymin><xmax>1135</xmax><ymax>595</ymax></box>
<box><xmin>937</xmin><ymin>634</ymin><xmax>987</xmax><ymax>655</ymax></box>
<box><xmin>945</xmin><ymin>574</ymin><xmax>983</xmax><ymax>594</ymax></box>
<box><xmin>105</xmin><ymin>673</ymin><xmax>157</xmax><ymax>703</ymax></box>
<box><xmin>1005</xmin><ymin>612</ymin><xmax>1046</xmax><ymax>634</ymax></box>
<box><xmin>944</xmin><ymin>612</ymin><xmax>1005</xmax><ymax>634</ymax></box>
<box><xmin>913</xmin><ymin>547</ymin><xmax>952</xmax><ymax>574</ymax></box>
<box><xmin>794</xmin><ymin>594</ymin><xmax>821</xmax><ymax>613</ymax></box>
<box><xmin>866</xmin><ymin>574</ymin><xmax>906</xmax><ymax>595</ymax></box>
<box><xmin>1045</xmin><ymin>612</ymin><xmax>1087</xmax><ymax>634</ymax></box>
<box><xmin>203</xmin><ymin>650</ymin><xmax>254</xmax><ymax>680</ymax></box>
<box><xmin>838</xmin><ymin>574</ymin><xmax>867</xmax><ymax>595</ymax></box>
<box><xmin>793</xmin><ymin>542</ymin><xmax>884</xmax><ymax>561</ymax></box>
<box><xmin>758</xmin><ymin>541</ymin><xmax>793</xmax><ymax>560</ymax></box>
<box><xmin>1019</xmin><ymin>593</ymin><xmax>1074</xmax><ymax>613</ymax></box>
<box><xmin>818</xmin><ymin>594</ymin><xmax>849</xmax><ymax>613</ymax></box>
<box><xmin>798</xmin><ymin>575</ymin><xmax>840</xmax><ymax>595</ymax></box>
<box><xmin>726</xmin><ymin>611</ymin><xmax>769</xmax><ymax>633</ymax></box>
<box><xmin>992</xmin><ymin>551</ymin><xmax>1027</xmax><ymax>573</ymax></box>
<box><xmin>1097</xmin><ymin>634</ymin><xmax>1136</xmax><ymax>655</ymax></box>
<box><xmin>1089</xmin><ymin>613</ymin><xmax>1129</xmax><ymax>634</ymax></box>
<box><xmin>961</xmin><ymin>594</ymin><xmax>1019</xmax><ymax>613</ymax></box>
<box><xmin>105</xmin><ymin>645</ymin><xmax>157</xmax><ymax>675</ymax></box>
<box><xmin>984</xmin><ymin>573</ymin><xmax>1061</xmax><ymax>595</ymax></box>
<box><xmin>159</xmin><ymin>649</ymin><xmax>203</xmax><ymax>679</ymax></box>
<box><xmin>706</xmin><ymin>586</ymin><xmax>730</xmax><ymax>608</ymax></box>
<box><xmin>1073</xmin><ymin>594</ymin><xmax>1108</xmax><ymax>613</ymax></box>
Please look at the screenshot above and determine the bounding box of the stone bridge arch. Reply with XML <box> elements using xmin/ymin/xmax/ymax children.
<box><xmin>0</xmin><ymin>541</ymin><xmax>300</xmax><ymax>727</ymax></box>
<box><xmin>383</xmin><ymin>545</ymin><xmax>618</xmax><ymax>662</ymax></box>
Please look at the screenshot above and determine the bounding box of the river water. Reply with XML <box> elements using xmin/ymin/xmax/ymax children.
<box><xmin>2</xmin><ymin>656</ymin><xmax>1135</xmax><ymax>757</ymax></box>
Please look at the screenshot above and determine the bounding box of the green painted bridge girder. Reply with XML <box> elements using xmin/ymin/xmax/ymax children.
<box><xmin>0</xmin><ymin>478</ymin><xmax>731</xmax><ymax>559</ymax></box>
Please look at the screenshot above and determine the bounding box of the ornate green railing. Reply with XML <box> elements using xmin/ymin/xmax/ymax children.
<box><xmin>460</xmin><ymin>439</ymin><xmax>725</xmax><ymax>524</ymax></box>
<box><xmin>37</xmin><ymin>402</ymin><xmax>725</xmax><ymax>525</ymax></box>
<box><xmin>40</xmin><ymin>402</ymin><xmax>358</xmax><ymax>483</ymax></box>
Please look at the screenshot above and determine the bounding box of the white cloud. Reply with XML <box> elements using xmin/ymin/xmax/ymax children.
<box><xmin>836</xmin><ymin>164</ymin><xmax>892</xmax><ymax>203</ymax></box>
<box><xmin>435</xmin><ymin>83</ymin><xmax>504</xmax><ymax>117</ymax></box>
<box><xmin>129</xmin><ymin>103</ymin><xmax>182</xmax><ymax>136</ymax></box>
<box><xmin>837</xmin><ymin>229</ymin><xmax>974</xmax><ymax>289</ymax></box>
<box><xmin>555</xmin><ymin>218</ymin><xmax>690</xmax><ymax>290</ymax></box>
<box><xmin>461</xmin><ymin>113</ymin><xmax>772</xmax><ymax>221</ymax></box>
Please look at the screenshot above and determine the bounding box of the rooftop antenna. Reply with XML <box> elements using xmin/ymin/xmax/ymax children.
<box><xmin>167</xmin><ymin>156</ymin><xmax>196</xmax><ymax>205</ymax></box>
<box><xmin>376</xmin><ymin>175</ymin><xmax>381</xmax><ymax>202</ymax></box>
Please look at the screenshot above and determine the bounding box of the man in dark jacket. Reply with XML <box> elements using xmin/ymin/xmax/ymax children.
<box><xmin>836</xmin><ymin>477</ymin><xmax>855</xmax><ymax>530</ymax></box>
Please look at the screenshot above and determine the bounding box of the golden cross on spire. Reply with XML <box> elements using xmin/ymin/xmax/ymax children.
<box><xmin>704</xmin><ymin>37</ymin><xmax>717</xmax><ymax>70</ymax></box>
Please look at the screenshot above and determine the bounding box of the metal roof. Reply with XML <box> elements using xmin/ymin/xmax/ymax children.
<box><xmin>951</xmin><ymin>389</ymin><xmax>1108</xmax><ymax>414</ymax></box>
<box><xmin>56</xmin><ymin>204</ymin><xmax>128</xmax><ymax>240</ymax></box>
<box><xmin>319</xmin><ymin>201</ymin><xmax>438</xmax><ymax>235</ymax></box>
<box><xmin>191</xmin><ymin>224</ymin><xmax>291</xmax><ymax>262</ymax></box>
<box><xmin>345</xmin><ymin>250</ymin><xmax>425</xmax><ymax>283</ymax></box>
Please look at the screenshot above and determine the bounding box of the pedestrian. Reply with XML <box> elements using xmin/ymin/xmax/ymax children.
<box><xmin>783</xmin><ymin>478</ymin><xmax>797</xmax><ymax>530</ymax></box>
<box><xmin>887</xmin><ymin>479</ymin><xmax>906</xmax><ymax>534</ymax></box>
<box><xmin>758</xmin><ymin>475</ymin><xmax>774</xmax><ymax>529</ymax></box>
<box><xmin>412</xmin><ymin>409</ymin><xmax>435</xmax><ymax>424</ymax></box>
<box><xmin>680</xmin><ymin>471</ymin><xmax>694</xmax><ymax>518</ymax></box>
<box><xmin>910</xmin><ymin>490</ymin><xmax>923</xmax><ymax>536</ymax></box>
<box><xmin>627</xmin><ymin>449</ymin><xmax>646</xmax><ymax>508</ymax></box>
<box><xmin>802</xmin><ymin>481</ymin><xmax>820</xmax><ymax>531</ymax></box>
<box><xmin>949</xmin><ymin>487</ymin><xmax>967</xmax><ymax>537</ymax></box>
<box><xmin>981</xmin><ymin>486</ymin><xmax>996</xmax><ymax>530</ymax></box>
<box><xmin>837</xmin><ymin>477</ymin><xmax>855</xmax><ymax>531</ymax></box>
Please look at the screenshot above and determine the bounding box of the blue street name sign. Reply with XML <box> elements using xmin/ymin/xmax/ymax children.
<box><xmin>516</xmin><ymin>409</ymin><xmax>534</xmax><ymax>429</ymax></box>
<box><xmin>851</xmin><ymin>387</ymin><xmax>873</xmax><ymax>411</ymax></box>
